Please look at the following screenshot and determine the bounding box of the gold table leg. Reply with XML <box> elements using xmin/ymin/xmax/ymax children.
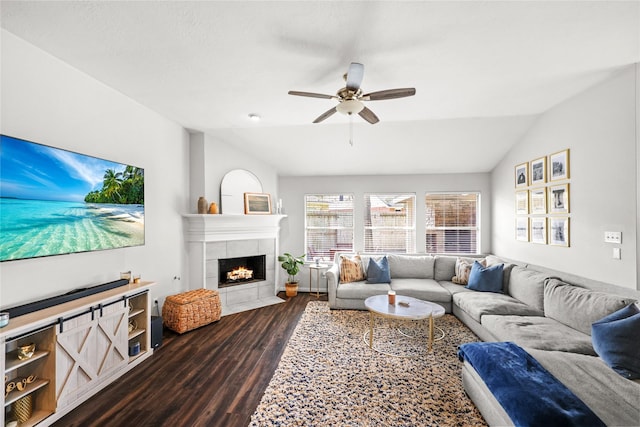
<box><xmin>428</xmin><ymin>314</ymin><xmax>434</xmax><ymax>352</ymax></box>
<box><xmin>369</xmin><ymin>311</ymin><xmax>374</xmax><ymax>349</ymax></box>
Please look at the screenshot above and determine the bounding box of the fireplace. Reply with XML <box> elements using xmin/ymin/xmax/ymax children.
<box><xmin>218</xmin><ymin>255</ymin><xmax>266</xmax><ymax>288</ymax></box>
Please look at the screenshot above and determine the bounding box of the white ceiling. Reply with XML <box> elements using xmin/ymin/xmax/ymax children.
<box><xmin>2</xmin><ymin>1</ymin><xmax>638</xmax><ymax>176</ymax></box>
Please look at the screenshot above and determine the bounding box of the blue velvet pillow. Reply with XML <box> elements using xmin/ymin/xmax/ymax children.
<box><xmin>592</xmin><ymin>303</ymin><xmax>640</xmax><ymax>379</ymax></box>
<box><xmin>366</xmin><ymin>256</ymin><xmax>391</xmax><ymax>284</ymax></box>
<box><xmin>466</xmin><ymin>261</ymin><xmax>503</xmax><ymax>293</ymax></box>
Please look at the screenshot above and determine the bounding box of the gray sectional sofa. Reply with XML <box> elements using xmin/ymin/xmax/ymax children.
<box><xmin>326</xmin><ymin>252</ymin><xmax>640</xmax><ymax>426</ymax></box>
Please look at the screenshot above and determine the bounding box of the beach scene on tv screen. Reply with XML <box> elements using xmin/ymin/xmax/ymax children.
<box><xmin>0</xmin><ymin>135</ymin><xmax>144</xmax><ymax>262</ymax></box>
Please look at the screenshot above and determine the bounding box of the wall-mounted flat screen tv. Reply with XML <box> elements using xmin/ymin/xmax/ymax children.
<box><xmin>0</xmin><ymin>135</ymin><xmax>144</xmax><ymax>262</ymax></box>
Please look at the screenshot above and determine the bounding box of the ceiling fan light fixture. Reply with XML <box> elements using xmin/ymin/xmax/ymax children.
<box><xmin>336</xmin><ymin>99</ymin><xmax>364</xmax><ymax>116</ymax></box>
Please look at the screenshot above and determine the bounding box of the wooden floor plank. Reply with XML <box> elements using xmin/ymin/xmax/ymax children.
<box><xmin>53</xmin><ymin>292</ymin><xmax>321</xmax><ymax>427</ymax></box>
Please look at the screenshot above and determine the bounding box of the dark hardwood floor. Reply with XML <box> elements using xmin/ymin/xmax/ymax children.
<box><xmin>54</xmin><ymin>292</ymin><xmax>323</xmax><ymax>427</ymax></box>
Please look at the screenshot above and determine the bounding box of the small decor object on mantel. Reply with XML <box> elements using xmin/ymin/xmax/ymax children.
<box><xmin>244</xmin><ymin>192</ymin><xmax>272</xmax><ymax>215</ymax></box>
<box><xmin>197</xmin><ymin>196</ymin><xmax>208</xmax><ymax>214</ymax></box>
<box><xmin>278</xmin><ymin>253</ymin><xmax>305</xmax><ymax>297</ymax></box>
<box><xmin>208</xmin><ymin>202</ymin><xmax>219</xmax><ymax>214</ymax></box>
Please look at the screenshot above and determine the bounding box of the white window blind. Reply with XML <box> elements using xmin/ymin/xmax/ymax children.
<box><xmin>364</xmin><ymin>194</ymin><xmax>416</xmax><ymax>253</ymax></box>
<box><xmin>425</xmin><ymin>193</ymin><xmax>480</xmax><ymax>254</ymax></box>
<box><xmin>305</xmin><ymin>194</ymin><xmax>354</xmax><ymax>261</ymax></box>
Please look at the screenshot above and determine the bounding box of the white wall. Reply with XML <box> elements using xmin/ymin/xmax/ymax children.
<box><xmin>0</xmin><ymin>30</ymin><xmax>190</xmax><ymax>307</ymax></box>
<box><xmin>278</xmin><ymin>173</ymin><xmax>491</xmax><ymax>290</ymax></box>
<box><xmin>188</xmin><ymin>132</ymin><xmax>278</xmax><ymax>214</ymax></box>
<box><xmin>492</xmin><ymin>65</ymin><xmax>638</xmax><ymax>289</ymax></box>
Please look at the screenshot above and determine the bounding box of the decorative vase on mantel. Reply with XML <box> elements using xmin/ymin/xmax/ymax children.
<box><xmin>197</xmin><ymin>197</ymin><xmax>208</xmax><ymax>214</ymax></box>
<box><xmin>209</xmin><ymin>202</ymin><xmax>219</xmax><ymax>214</ymax></box>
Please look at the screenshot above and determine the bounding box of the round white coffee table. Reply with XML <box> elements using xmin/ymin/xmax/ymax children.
<box><xmin>364</xmin><ymin>294</ymin><xmax>445</xmax><ymax>357</ymax></box>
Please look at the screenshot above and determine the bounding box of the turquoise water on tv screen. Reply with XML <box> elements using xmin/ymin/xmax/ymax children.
<box><xmin>0</xmin><ymin>198</ymin><xmax>144</xmax><ymax>262</ymax></box>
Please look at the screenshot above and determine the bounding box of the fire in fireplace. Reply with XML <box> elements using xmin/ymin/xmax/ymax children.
<box><xmin>218</xmin><ymin>255</ymin><xmax>266</xmax><ymax>288</ymax></box>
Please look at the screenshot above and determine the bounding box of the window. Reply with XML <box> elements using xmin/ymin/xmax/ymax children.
<box><xmin>425</xmin><ymin>193</ymin><xmax>480</xmax><ymax>254</ymax></box>
<box><xmin>305</xmin><ymin>194</ymin><xmax>354</xmax><ymax>261</ymax></box>
<box><xmin>364</xmin><ymin>194</ymin><xmax>416</xmax><ymax>253</ymax></box>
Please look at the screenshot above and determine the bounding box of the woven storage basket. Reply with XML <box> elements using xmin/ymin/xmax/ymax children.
<box><xmin>162</xmin><ymin>289</ymin><xmax>221</xmax><ymax>334</ymax></box>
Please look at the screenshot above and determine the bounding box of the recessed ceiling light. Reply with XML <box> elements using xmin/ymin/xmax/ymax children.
<box><xmin>248</xmin><ymin>113</ymin><xmax>261</xmax><ymax>122</ymax></box>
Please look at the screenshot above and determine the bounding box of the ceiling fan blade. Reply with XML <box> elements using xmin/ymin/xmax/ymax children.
<box><xmin>345</xmin><ymin>62</ymin><xmax>364</xmax><ymax>91</ymax></box>
<box><xmin>362</xmin><ymin>88</ymin><xmax>416</xmax><ymax>101</ymax></box>
<box><xmin>288</xmin><ymin>91</ymin><xmax>335</xmax><ymax>100</ymax></box>
<box><xmin>358</xmin><ymin>106</ymin><xmax>379</xmax><ymax>124</ymax></box>
<box><xmin>313</xmin><ymin>107</ymin><xmax>338</xmax><ymax>123</ymax></box>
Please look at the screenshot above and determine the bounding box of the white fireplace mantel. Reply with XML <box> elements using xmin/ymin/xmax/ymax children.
<box><xmin>182</xmin><ymin>214</ymin><xmax>287</xmax><ymax>242</ymax></box>
<box><xmin>182</xmin><ymin>214</ymin><xmax>287</xmax><ymax>316</ymax></box>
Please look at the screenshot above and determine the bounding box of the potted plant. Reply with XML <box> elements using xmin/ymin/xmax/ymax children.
<box><xmin>278</xmin><ymin>253</ymin><xmax>306</xmax><ymax>297</ymax></box>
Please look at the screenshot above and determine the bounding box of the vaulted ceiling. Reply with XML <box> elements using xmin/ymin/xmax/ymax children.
<box><xmin>2</xmin><ymin>1</ymin><xmax>638</xmax><ymax>176</ymax></box>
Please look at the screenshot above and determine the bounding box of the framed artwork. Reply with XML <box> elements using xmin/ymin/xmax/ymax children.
<box><xmin>529</xmin><ymin>188</ymin><xmax>547</xmax><ymax>214</ymax></box>
<box><xmin>549</xmin><ymin>149</ymin><xmax>570</xmax><ymax>181</ymax></box>
<box><xmin>515</xmin><ymin>191</ymin><xmax>529</xmax><ymax>215</ymax></box>
<box><xmin>530</xmin><ymin>157</ymin><xmax>546</xmax><ymax>185</ymax></box>
<box><xmin>516</xmin><ymin>217</ymin><xmax>529</xmax><ymax>242</ymax></box>
<box><xmin>549</xmin><ymin>217</ymin><xmax>570</xmax><ymax>247</ymax></box>
<box><xmin>549</xmin><ymin>183</ymin><xmax>570</xmax><ymax>214</ymax></box>
<box><xmin>515</xmin><ymin>162</ymin><xmax>528</xmax><ymax>187</ymax></box>
<box><xmin>530</xmin><ymin>217</ymin><xmax>547</xmax><ymax>244</ymax></box>
<box><xmin>244</xmin><ymin>192</ymin><xmax>272</xmax><ymax>214</ymax></box>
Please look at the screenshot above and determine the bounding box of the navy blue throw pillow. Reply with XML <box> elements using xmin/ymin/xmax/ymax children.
<box><xmin>366</xmin><ymin>256</ymin><xmax>391</xmax><ymax>284</ymax></box>
<box><xmin>592</xmin><ymin>303</ymin><xmax>640</xmax><ymax>379</ymax></box>
<box><xmin>466</xmin><ymin>261</ymin><xmax>503</xmax><ymax>293</ymax></box>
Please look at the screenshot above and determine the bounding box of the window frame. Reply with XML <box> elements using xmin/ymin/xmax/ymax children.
<box><xmin>304</xmin><ymin>193</ymin><xmax>355</xmax><ymax>262</ymax></box>
<box><xmin>363</xmin><ymin>192</ymin><xmax>417</xmax><ymax>254</ymax></box>
<box><xmin>425</xmin><ymin>192</ymin><xmax>481</xmax><ymax>254</ymax></box>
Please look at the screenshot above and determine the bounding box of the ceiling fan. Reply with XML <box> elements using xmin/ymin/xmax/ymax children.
<box><xmin>288</xmin><ymin>62</ymin><xmax>416</xmax><ymax>124</ymax></box>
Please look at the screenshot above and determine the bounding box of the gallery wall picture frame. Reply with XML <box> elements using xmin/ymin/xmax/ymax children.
<box><xmin>515</xmin><ymin>162</ymin><xmax>528</xmax><ymax>187</ymax></box>
<box><xmin>549</xmin><ymin>183</ymin><xmax>570</xmax><ymax>214</ymax></box>
<box><xmin>549</xmin><ymin>149</ymin><xmax>570</xmax><ymax>181</ymax></box>
<box><xmin>515</xmin><ymin>191</ymin><xmax>529</xmax><ymax>215</ymax></box>
<box><xmin>549</xmin><ymin>217</ymin><xmax>570</xmax><ymax>247</ymax></box>
<box><xmin>530</xmin><ymin>156</ymin><xmax>546</xmax><ymax>185</ymax></box>
<box><xmin>516</xmin><ymin>217</ymin><xmax>529</xmax><ymax>242</ymax></box>
<box><xmin>530</xmin><ymin>217</ymin><xmax>547</xmax><ymax>244</ymax></box>
<box><xmin>244</xmin><ymin>192</ymin><xmax>272</xmax><ymax>215</ymax></box>
<box><xmin>529</xmin><ymin>187</ymin><xmax>547</xmax><ymax>214</ymax></box>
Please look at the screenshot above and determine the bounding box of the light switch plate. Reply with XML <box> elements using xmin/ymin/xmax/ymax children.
<box><xmin>604</xmin><ymin>231</ymin><xmax>622</xmax><ymax>244</ymax></box>
<box><xmin>613</xmin><ymin>247</ymin><xmax>621</xmax><ymax>259</ymax></box>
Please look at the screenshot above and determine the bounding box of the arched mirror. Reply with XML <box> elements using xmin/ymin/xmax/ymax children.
<box><xmin>220</xmin><ymin>169</ymin><xmax>263</xmax><ymax>214</ymax></box>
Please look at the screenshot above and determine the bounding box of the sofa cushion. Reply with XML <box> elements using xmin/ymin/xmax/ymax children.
<box><xmin>592</xmin><ymin>303</ymin><xmax>640</xmax><ymax>379</ymax></box>
<box><xmin>452</xmin><ymin>258</ymin><xmax>486</xmax><ymax>285</ymax></box>
<box><xmin>481</xmin><ymin>315</ymin><xmax>596</xmax><ymax>355</ymax></box>
<box><xmin>544</xmin><ymin>279</ymin><xmax>635</xmax><ymax>335</ymax></box>
<box><xmin>389</xmin><ymin>278</ymin><xmax>451</xmax><ymax>303</ymax></box>
<box><xmin>339</xmin><ymin>255</ymin><xmax>365</xmax><ymax>283</ymax></box>
<box><xmin>453</xmin><ymin>292</ymin><xmax>543</xmax><ymax>323</ymax></box>
<box><xmin>434</xmin><ymin>255</ymin><xmax>457</xmax><ymax>281</ymax></box>
<box><xmin>366</xmin><ymin>256</ymin><xmax>391</xmax><ymax>284</ymax></box>
<box><xmin>485</xmin><ymin>255</ymin><xmax>516</xmax><ymax>293</ymax></box>
<box><xmin>467</xmin><ymin>262</ymin><xmax>503</xmax><ymax>293</ymax></box>
<box><xmin>336</xmin><ymin>281</ymin><xmax>391</xmax><ymax>299</ymax></box>
<box><xmin>508</xmin><ymin>266</ymin><xmax>547</xmax><ymax>312</ymax></box>
<box><xmin>527</xmin><ymin>348</ymin><xmax>640</xmax><ymax>426</ymax></box>
<box><xmin>387</xmin><ymin>254</ymin><xmax>435</xmax><ymax>279</ymax></box>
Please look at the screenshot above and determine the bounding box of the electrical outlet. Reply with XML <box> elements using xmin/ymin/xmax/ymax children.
<box><xmin>604</xmin><ymin>231</ymin><xmax>622</xmax><ymax>244</ymax></box>
<box><xmin>613</xmin><ymin>247</ymin><xmax>621</xmax><ymax>260</ymax></box>
<box><xmin>154</xmin><ymin>298</ymin><xmax>159</xmax><ymax>305</ymax></box>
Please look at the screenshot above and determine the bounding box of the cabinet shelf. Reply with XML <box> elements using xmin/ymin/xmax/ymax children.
<box><xmin>128</xmin><ymin>349</ymin><xmax>147</xmax><ymax>363</ymax></box>
<box><xmin>13</xmin><ymin>409</ymin><xmax>53</xmax><ymax>427</ymax></box>
<box><xmin>128</xmin><ymin>328</ymin><xmax>145</xmax><ymax>340</ymax></box>
<box><xmin>4</xmin><ymin>350</ymin><xmax>50</xmax><ymax>374</ymax></box>
<box><xmin>4</xmin><ymin>379</ymin><xmax>50</xmax><ymax>406</ymax></box>
<box><xmin>128</xmin><ymin>308</ymin><xmax>144</xmax><ymax>318</ymax></box>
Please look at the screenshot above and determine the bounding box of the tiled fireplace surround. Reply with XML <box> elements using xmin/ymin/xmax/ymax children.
<box><xmin>183</xmin><ymin>214</ymin><xmax>286</xmax><ymax>316</ymax></box>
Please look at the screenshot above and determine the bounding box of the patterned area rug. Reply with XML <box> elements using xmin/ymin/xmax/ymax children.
<box><xmin>250</xmin><ymin>301</ymin><xmax>487</xmax><ymax>426</ymax></box>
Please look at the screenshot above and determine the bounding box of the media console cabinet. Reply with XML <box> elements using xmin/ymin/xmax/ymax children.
<box><xmin>2</xmin><ymin>281</ymin><xmax>155</xmax><ymax>426</ymax></box>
